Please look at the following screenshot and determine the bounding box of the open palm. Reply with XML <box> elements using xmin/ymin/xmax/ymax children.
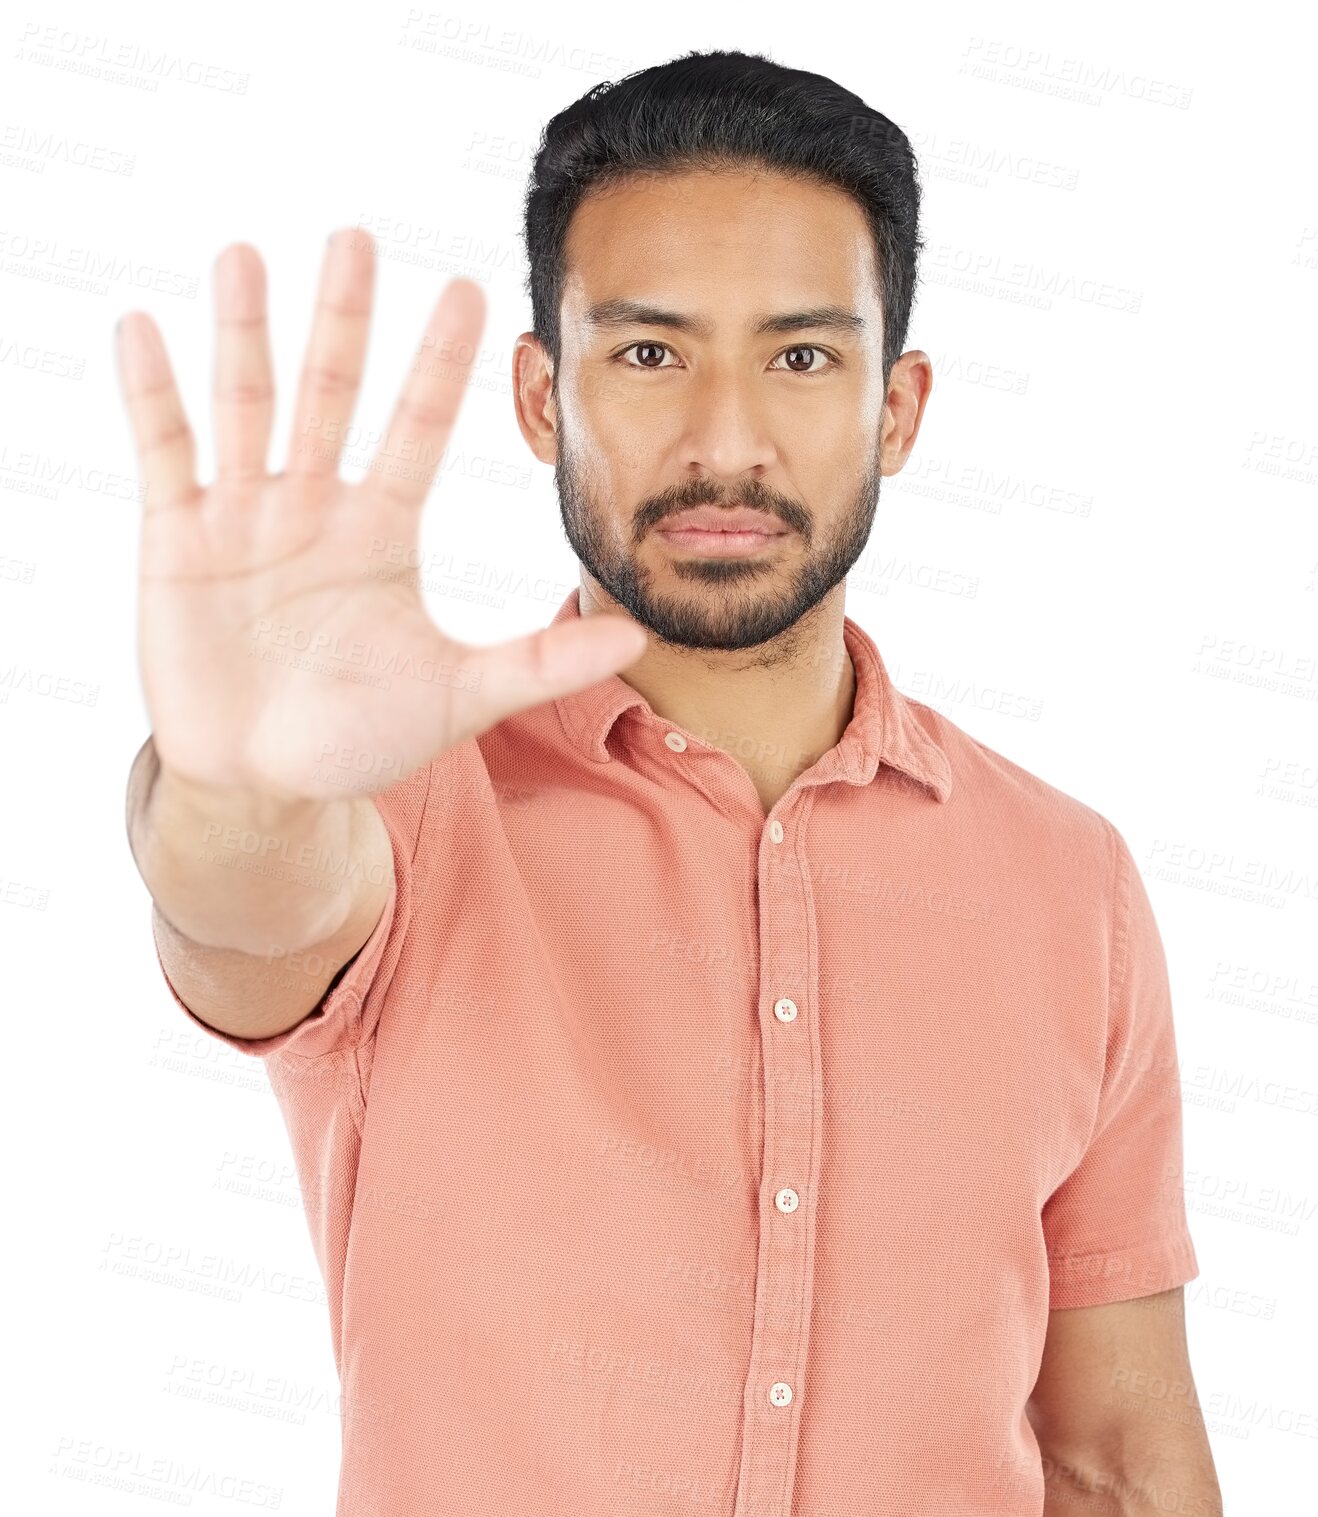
<box><xmin>118</xmin><ymin>228</ymin><xmax>646</xmax><ymax>803</ymax></box>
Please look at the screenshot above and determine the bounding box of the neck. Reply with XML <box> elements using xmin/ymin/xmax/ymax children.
<box><xmin>577</xmin><ymin>577</ymin><xmax>856</xmax><ymax>812</ymax></box>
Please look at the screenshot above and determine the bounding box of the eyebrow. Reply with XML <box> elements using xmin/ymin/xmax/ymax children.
<box><xmin>583</xmin><ymin>299</ymin><xmax>867</xmax><ymax>340</ymax></box>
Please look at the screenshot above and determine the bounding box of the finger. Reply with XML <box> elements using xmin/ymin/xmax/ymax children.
<box><xmin>115</xmin><ymin>312</ymin><xmax>200</xmax><ymax>515</ymax></box>
<box><xmin>459</xmin><ymin>615</ymin><xmax>650</xmax><ymax>730</ymax></box>
<box><xmin>365</xmin><ymin>276</ymin><xmax>486</xmax><ymax>512</ymax></box>
<box><xmin>284</xmin><ymin>226</ymin><xmax>376</xmax><ymax>482</ymax></box>
<box><xmin>213</xmin><ymin>243</ymin><xmax>275</xmax><ymax>483</ymax></box>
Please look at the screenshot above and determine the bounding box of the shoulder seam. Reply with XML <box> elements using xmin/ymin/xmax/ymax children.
<box><xmin>344</xmin><ymin>762</ymin><xmax>431</xmax><ymax>1124</ymax></box>
<box><xmin>411</xmin><ymin>758</ymin><xmax>435</xmax><ymax>867</ymax></box>
<box><xmin>1107</xmin><ymin>818</ymin><xmax>1135</xmax><ymax>1040</ymax></box>
<box><xmin>1101</xmin><ymin>816</ymin><xmax>1136</xmax><ymax>1096</ymax></box>
<box><xmin>1065</xmin><ymin>814</ymin><xmax>1131</xmax><ymax>1164</ymax></box>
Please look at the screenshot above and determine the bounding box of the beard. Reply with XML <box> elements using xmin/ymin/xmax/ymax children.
<box><xmin>553</xmin><ymin>405</ymin><xmax>882</xmax><ymax>653</ymax></box>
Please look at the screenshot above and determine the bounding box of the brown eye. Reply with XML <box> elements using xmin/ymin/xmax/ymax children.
<box><xmin>616</xmin><ymin>342</ymin><xmax>837</xmax><ymax>375</ymax></box>
<box><xmin>620</xmin><ymin>342</ymin><xmax>673</xmax><ymax>369</ymax></box>
<box><xmin>773</xmin><ymin>345</ymin><xmax>834</xmax><ymax>375</ymax></box>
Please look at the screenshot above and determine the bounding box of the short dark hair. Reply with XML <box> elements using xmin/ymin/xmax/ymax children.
<box><xmin>521</xmin><ymin>47</ymin><xmax>925</xmax><ymax>386</ymax></box>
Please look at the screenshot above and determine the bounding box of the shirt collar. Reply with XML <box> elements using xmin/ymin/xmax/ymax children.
<box><xmin>549</xmin><ymin>587</ymin><xmax>953</xmax><ymax>803</ymax></box>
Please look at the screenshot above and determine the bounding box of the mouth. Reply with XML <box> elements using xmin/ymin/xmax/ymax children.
<box><xmin>653</xmin><ymin>507</ymin><xmax>790</xmax><ymax>558</ymax></box>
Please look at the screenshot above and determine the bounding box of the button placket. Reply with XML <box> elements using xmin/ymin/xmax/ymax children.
<box><xmin>731</xmin><ymin>795</ymin><xmax>824</xmax><ymax>1517</ymax></box>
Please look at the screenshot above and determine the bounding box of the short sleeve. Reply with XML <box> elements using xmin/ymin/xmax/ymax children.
<box><xmin>152</xmin><ymin>763</ymin><xmax>431</xmax><ymax>1062</ymax></box>
<box><xmin>1041</xmin><ymin>820</ymin><xmax>1201</xmax><ymax>1308</ymax></box>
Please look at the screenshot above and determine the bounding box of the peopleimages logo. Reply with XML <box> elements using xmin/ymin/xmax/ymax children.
<box><xmin>249</xmin><ymin>618</ymin><xmax>483</xmax><ymax>692</ymax></box>
<box><xmin>15</xmin><ymin>23</ymin><xmax>250</xmax><ymax>94</ymax></box>
<box><xmin>50</xmin><ymin>1435</ymin><xmax>282</xmax><ymax>1508</ymax></box>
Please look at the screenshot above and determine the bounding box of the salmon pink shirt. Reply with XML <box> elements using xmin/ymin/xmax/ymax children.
<box><xmin>154</xmin><ymin>585</ymin><xmax>1199</xmax><ymax>1516</ymax></box>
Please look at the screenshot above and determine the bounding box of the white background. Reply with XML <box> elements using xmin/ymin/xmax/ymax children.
<box><xmin>3</xmin><ymin>0</ymin><xmax>1315</xmax><ymax>1510</ymax></box>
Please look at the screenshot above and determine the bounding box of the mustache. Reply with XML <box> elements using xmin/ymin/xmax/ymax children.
<box><xmin>634</xmin><ymin>483</ymin><xmax>810</xmax><ymax>536</ymax></box>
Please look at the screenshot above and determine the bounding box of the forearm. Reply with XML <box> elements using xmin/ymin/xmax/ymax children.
<box><xmin>1039</xmin><ymin>1435</ymin><xmax>1223</xmax><ymax>1515</ymax></box>
<box><xmin>126</xmin><ymin>734</ymin><xmax>388</xmax><ymax>956</ymax></box>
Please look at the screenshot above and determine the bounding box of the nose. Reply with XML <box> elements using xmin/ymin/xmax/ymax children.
<box><xmin>676</xmin><ymin>365</ymin><xmax>778</xmax><ymax>482</ymax></box>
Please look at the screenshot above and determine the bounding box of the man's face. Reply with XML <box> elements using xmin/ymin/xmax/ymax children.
<box><xmin>539</xmin><ymin>166</ymin><xmax>900</xmax><ymax>651</ymax></box>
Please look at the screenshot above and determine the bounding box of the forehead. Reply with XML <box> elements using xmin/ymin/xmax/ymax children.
<box><xmin>560</xmin><ymin>166</ymin><xmax>879</xmax><ymax>328</ymax></box>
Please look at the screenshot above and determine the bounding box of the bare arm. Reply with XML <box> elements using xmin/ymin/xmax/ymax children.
<box><xmin>117</xmin><ymin>229</ymin><xmax>646</xmax><ymax>1053</ymax></box>
<box><xmin>127</xmin><ymin>734</ymin><xmax>393</xmax><ymax>1041</ymax></box>
<box><xmin>1027</xmin><ymin>1288</ymin><xmax>1223</xmax><ymax>1515</ymax></box>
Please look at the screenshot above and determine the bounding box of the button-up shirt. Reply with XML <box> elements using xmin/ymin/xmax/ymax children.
<box><xmin>154</xmin><ymin>585</ymin><xmax>1200</xmax><ymax>1516</ymax></box>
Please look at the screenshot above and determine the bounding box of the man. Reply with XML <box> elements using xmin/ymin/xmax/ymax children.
<box><xmin>121</xmin><ymin>47</ymin><xmax>1222</xmax><ymax>1517</ymax></box>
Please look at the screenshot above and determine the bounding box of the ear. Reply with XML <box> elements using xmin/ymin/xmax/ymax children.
<box><xmin>512</xmin><ymin>331</ymin><xmax>558</xmax><ymax>466</ymax></box>
<box><xmin>879</xmin><ymin>349</ymin><xmax>934</xmax><ymax>476</ymax></box>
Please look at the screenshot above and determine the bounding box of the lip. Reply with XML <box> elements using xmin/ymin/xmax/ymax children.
<box><xmin>655</xmin><ymin>525</ymin><xmax>789</xmax><ymax>557</ymax></box>
<box><xmin>653</xmin><ymin>507</ymin><xmax>790</xmax><ymax>558</ymax></box>
<box><xmin>658</xmin><ymin>507</ymin><xmax>787</xmax><ymax>534</ymax></box>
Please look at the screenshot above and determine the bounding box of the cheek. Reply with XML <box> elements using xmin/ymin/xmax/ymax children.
<box><xmin>579</xmin><ymin>403</ymin><xmax>671</xmax><ymax>481</ymax></box>
<box><xmin>768</xmin><ymin>382</ymin><xmax>875</xmax><ymax>442</ymax></box>
<box><xmin>571</xmin><ymin>363</ymin><xmax>665</xmax><ymax>437</ymax></box>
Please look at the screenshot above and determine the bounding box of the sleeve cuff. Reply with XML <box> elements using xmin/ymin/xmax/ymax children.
<box><xmin>1048</xmin><ymin>1229</ymin><xmax>1200</xmax><ymax>1309</ymax></box>
<box><xmin>152</xmin><ymin>878</ymin><xmax>397</xmax><ymax>1061</ymax></box>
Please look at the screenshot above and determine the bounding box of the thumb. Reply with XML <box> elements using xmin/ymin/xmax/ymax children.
<box><xmin>461</xmin><ymin>614</ymin><xmax>649</xmax><ymax>729</ymax></box>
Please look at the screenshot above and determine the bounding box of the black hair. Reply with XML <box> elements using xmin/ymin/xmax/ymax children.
<box><xmin>521</xmin><ymin>47</ymin><xmax>925</xmax><ymax>387</ymax></box>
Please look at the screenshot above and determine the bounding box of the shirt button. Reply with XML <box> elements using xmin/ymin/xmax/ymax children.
<box><xmin>664</xmin><ymin>731</ymin><xmax>687</xmax><ymax>752</ymax></box>
<box><xmin>775</xmin><ymin>1187</ymin><xmax>799</xmax><ymax>1213</ymax></box>
<box><xmin>768</xmin><ymin>819</ymin><xmax>784</xmax><ymax>843</ymax></box>
<box><xmin>769</xmin><ymin>1381</ymin><xmax>794</xmax><ymax>1407</ymax></box>
<box><xmin>774</xmin><ymin>997</ymin><xmax>798</xmax><ymax>1023</ymax></box>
